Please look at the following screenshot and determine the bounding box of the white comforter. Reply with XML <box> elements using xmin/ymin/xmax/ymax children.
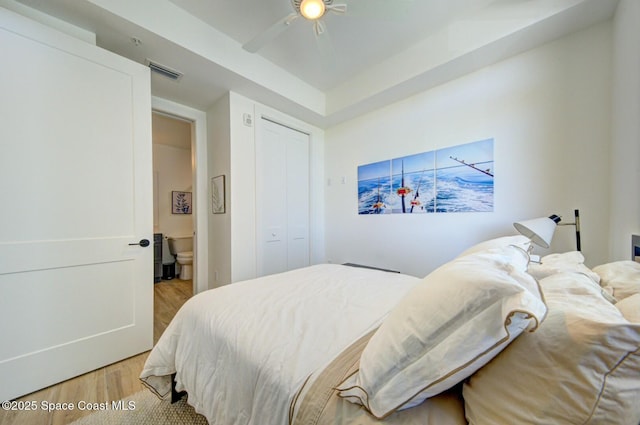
<box><xmin>140</xmin><ymin>264</ymin><xmax>420</xmax><ymax>425</ymax></box>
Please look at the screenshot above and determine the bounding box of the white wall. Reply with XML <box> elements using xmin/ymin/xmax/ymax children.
<box><xmin>229</xmin><ymin>92</ymin><xmax>259</xmax><ymax>284</ymax></box>
<box><xmin>207</xmin><ymin>93</ymin><xmax>232</xmax><ymax>288</ymax></box>
<box><xmin>152</xmin><ymin>143</ymin><xmax>193</xmax><ymax>239</ymax></box>
<box><xmin>610</xmin><ymin>0</ymin><xmax>640</xmax><ymax>260</ymax></box>
<box><xmin>324</xmin><ymin>22</ymin><xmax>613</xmax><ymax>277</ymax></box>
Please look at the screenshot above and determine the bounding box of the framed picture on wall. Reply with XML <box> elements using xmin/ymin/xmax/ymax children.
<box><xmin>172</xmin><ymin>191</ymin><xmax>192</xmax><ymax>214</ymax></box>
<box><xmin>212</xmin><ymin>175</ymin><xmax>225</xmax><ymax>214</ymax></box>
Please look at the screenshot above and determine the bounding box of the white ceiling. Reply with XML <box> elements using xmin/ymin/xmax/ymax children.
<box><xmin>169</xmin><ymin>0</ymin><xmax>498</xmax><ymax>91</ymax></box>
<box><xmin>9</xmin><ymin>0</ymin><xmax>619</xmax><ymax>128</ymax></box>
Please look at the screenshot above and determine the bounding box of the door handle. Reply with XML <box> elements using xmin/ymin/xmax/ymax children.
<box><xmin>129</xmin><ymin>239</ymin><xmax>150</xmax><ymax>247</ymax></box>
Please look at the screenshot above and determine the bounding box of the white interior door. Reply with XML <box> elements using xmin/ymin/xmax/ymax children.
<box><xmin>0</xmin><ymin>8</ymin><xmax>153</xmax><ymax>401</ymax></box>
<box><xmin>256</xmin><ymin>118</ymin><xmax>310</xmax><ymax>277</ymax></box>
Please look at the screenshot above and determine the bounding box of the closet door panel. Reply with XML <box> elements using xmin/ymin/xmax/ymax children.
<box><xmin>286</xmin><ymin>128</ymin><xmax>310</xmax><ymax>270</ymax></box>
<box><xmin>256</xmin><ymin>118</ymin><xmax>309</xmax><ymax>277</ymax></box>
<box><xmin>256</xmin><ymin>120</ymin><xmax>288</xmax><ymax>276</ymax></box>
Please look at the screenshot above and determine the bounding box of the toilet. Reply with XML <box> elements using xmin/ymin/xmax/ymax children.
<box><xmin>168</xmin><ymin>236</ymin><xmax>194</xmax><ymax>280</ymax></box>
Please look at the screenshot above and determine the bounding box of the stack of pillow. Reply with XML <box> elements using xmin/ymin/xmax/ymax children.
<box><xmin>337</xmin><ymin>235</ymin><xmax>640</xmax><ymax>424</ymax></box>
<box><xmin>336</xmin><ymin>238</ymin><xmax>547</xmax><ymax>419</ymax></box>
<box><xmin>461</xmin><ymin>240</ymin><xmax>640</xmax><ymax>424</ymax></box>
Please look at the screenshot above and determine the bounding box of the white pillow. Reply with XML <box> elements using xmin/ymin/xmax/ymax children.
<box><xmin>537</xmin><ymin>270</ymin><xmax>607</xmax><ymax>298</ymax></box>
<box><xmin>593</xmin><ymin>261</ymin><xmax>640</xmax><ymax>301</ymax></box>
<box><xmin>457</xmin><ymin>235</ymin><xmax>531</xmax><ymax>257</ymax></box>
<box><xmin>336</xmin><ymin>245</ymin><xmax>547</xmax><ymax>419</ymax></box>
<box><xmin>463</xmin><ymin>272</ymin><xmax>640</xmax><ymax>425</ymax></box>
<box><xmin>527</xmin><ymin>251</ymin><xmax>600</xmax><ymax>284</ymax></box>
<box><xmin>616</xmin><ymin>293</ymin><xmax>640</xmax><ymax>323</ymax></box>
<box><xmin>528</xmin><ymin>252</ymin><xmax>614</xmax><ymax>303</ymax></box>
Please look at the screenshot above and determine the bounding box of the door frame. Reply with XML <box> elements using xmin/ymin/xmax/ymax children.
<box><xmin>152</xmin><ymin>97</ymin><xmax>208</xmax><ymax>294</ymax></box>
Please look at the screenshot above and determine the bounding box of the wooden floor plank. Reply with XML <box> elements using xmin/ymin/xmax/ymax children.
<box><xmin>0</xmin><ymin>279</ymin><xmax>193</xmax><ymax>425</ymax></box>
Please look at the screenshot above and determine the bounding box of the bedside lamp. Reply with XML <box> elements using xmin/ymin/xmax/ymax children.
<box><xmin>514</xmin><ymin>210</ymin><xmax>583</xmax><ymax>259</ymax></box>
<box><xmin>513</xmin><ymin>214</ymin><xmax>561</xmax><ymax>249</ymax></box>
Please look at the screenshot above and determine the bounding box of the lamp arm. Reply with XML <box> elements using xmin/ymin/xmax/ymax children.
<box><xmin>557</xmin><ymin>209</ymin><xmax>581</xmax><ymax>251</ymax></box>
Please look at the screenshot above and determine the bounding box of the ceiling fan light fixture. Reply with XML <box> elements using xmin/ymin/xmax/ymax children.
<box><xmin>300</xmin><ymin>0</ymin><xmax>325</xmax><ymax>20</ymax></box>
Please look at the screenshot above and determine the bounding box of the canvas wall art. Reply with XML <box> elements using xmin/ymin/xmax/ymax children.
<box><xmin>358</xmin><ymin>138</ymin><xmax>494</xmax><ymax>214</ymax></box>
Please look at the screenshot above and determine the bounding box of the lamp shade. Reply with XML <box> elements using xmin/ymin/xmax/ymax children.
<box><xmin>513</xmin><ymin>215</ymin><xmax>560</xmax><ymax>248</ymax></box>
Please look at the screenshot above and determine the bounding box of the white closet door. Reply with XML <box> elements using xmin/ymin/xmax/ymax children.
<box><xmin>0</xmin><ymin>8</ymin><xmax>152</xmax><ymax>400</ymax></box>
<box><xmin>256</xmin><ymin>118</ymin><xmax>310</xmax><ymax>277</ymax></box>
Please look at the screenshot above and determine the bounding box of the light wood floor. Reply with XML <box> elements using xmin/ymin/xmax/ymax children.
<box><xmin>0</xmin><ymin>278</ymin><xmax>193</xmax><ymax>425</ymax></box>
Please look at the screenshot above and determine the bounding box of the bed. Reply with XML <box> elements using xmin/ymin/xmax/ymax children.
<box><xmin>140</xmin><ymin>236</ymin><xmax>640</xmax><ymax>425</ymax></box>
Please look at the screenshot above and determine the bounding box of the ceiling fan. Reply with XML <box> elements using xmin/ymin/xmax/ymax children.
<box><xmin>242</xmin><ymin>0</ymin><xmax>412</xmax><ymax>54</ymax></box>
<box><xmin>243</xmin><ymin>0</ymin><xmax>346</xmax><ymax>53</ymax></box>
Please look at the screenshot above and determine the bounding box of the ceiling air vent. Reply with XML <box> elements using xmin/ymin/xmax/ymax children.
<box><xmin>146</xmin><ymin>59</ymin><xmax>183</xmax><ymax>81</ymax></box>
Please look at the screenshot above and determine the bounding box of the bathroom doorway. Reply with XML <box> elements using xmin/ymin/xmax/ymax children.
<box><xmin>151</xmin><ymin>97</ymin><xmax>209</xmax><ymax>296</ymax></box>
<box><xmin>152</xmin><ymin>111</ymin><xmax>194</xmax><ymax>295</ymax></box>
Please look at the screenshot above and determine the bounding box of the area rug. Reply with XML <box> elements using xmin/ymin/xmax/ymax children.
<box><xmin>69</xmin><ymin>390</ymin><xmax>207</xmax><ymax>425</ymax></box>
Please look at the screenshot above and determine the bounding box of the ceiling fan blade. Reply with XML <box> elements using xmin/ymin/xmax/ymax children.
<box><xmin>242</xmin><ymin>13</ymin><xmax>299</xmax><ymax>53</ymax></box>
<box><xmin>315</xmin><ymin>23</ymin><xmax>335</xmax><ymax>62</ymax></box>
<box><xmin>327</xmin><ymin>4</ymin><xmax>347</xmax><ymax>15</ymax></box>
<box><xmin>313</xmin><ymin>19</ymin><xmax>326</xmax><ymax>36</ymax></box>
<box><xmin>344</xmin><ymin>0</ymin><xmax>413</xmax><ymax>19</ymax></box>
